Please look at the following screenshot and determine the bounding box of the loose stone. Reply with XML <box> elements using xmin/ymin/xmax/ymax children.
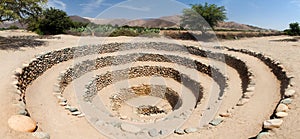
<box><xmin>285</xmin><ymin>89</ymin><xmax>296</xmax><ymax>98</ymax></box>
<box><xmin>281</xmin><ymin>98</ymin><xmax>293</xmax><ymax>105</ymax></box>
<box><xmin>209</xmin><ymin>118</ymin><xmax>224</xmax><ymax>126</ymax></box>
<box><xmin>184</xmin><ymin>127</ymin><xmax>198</xmax><ymax>133</ymax></box>
<box><xmin>263</xmin><ymin>119</ymin><xmax>283</xmax><ymax>129</ymax></box>
<box><xmin>148</xmin><ymin>129</ymin><xmax>159</xmax><ymax>137</ymax></box>
<box><xmin>8</xmin><ymin>115</ymin><xmax>37</xmax><ymax>132</ymax></box>
<box><xmin>32</xmin><ymin>132</ymin><xmax>50</xmax><ymax>139</ymax></box>
<box><xmin>276</xmin><ymin>104</ymin><xmax>289</xmax><ymax>112</ymax></box>
<box><xmin>275</xmin><ymin>112</ymin><xmax>288</xmax><ymax>118</ymax></box>
<box><xmin>120</xmin><ymin>123</ymin><xmax>141</xmax><ymax>133</ymax></box>
<box><xmin>174</xmin><ymin>129</ymin><xmax>185</xmax><ymax>135</ymax></box>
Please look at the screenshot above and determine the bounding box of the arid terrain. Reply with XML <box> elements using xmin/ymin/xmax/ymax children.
<box><xmin>0</xmin><ymin>30</ymin><xmax>299</xmax><ymax>139</ymax></box>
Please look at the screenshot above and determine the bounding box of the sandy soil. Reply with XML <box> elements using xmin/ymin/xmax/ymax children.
<box><xmin>0</xmin><ymin>30</ymin><xmax>299</xmax><ymax>139</ymax></box>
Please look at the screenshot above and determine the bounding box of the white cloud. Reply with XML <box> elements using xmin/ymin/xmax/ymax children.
<box><xmin>116</xmin><ymin>5</ymin><xmax>150</xmax><ymax>12</ymax></box>
<box><xmin>47</xmin><ymin>0</ymin><xmax>66</xmax><ymax>11</ymax></box>
<box><xmin>80</xmin><ymin>0</ymin><xmax>104</xmax><ymax>14</ymax></box>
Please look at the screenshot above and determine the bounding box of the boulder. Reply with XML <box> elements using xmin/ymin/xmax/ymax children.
<box><xmin>120</xmin><ymin>123</ymin><xmax>141</xmax><ymax>133</ymax></box>
<box><xmin>246</xmin><ymin>87</ymin><xmax>255</xmax><ymax>92</ymax></box>
<box><xmin>184</xmin><ymin>127</ymin><xmax>198</xmax><ymax>133</ymax></box>
<box><xmin>32</xmin><ymin>132</ymin><xmax>50</xmax><ymax>139</ymax></box>
<box><xmin>174</xmin><ymin>129</ymin><xmax>185</xmax><ymax>135</ymax></box>
<box><xmin>68</xmin><ymin>107</ymin><xmax>78</xmax><ymax>112</ymax></box>
<box><xmin>276</xmin><ymin>104</ymin><xmax>289</xmax><ymax>112</ymax></box>
<box><xmin>281</xmin><ymin>98</ymin><xmax>293</xmax><ymax>105</ymax></box>
<box><xmin>8</xmin><ymin>115</ymin><xmax>37</xmax><ymax>132</ymax></box>
<box><xmin>263</xmin><ymin>119</ymin><xmax>283</xmax><ymax>129</ymax></box>
<box><xmin>219</xmin><ymin>112</ymin><xmax>231</xmax><ymax>117</ymax></box>
<box><xmin>59</xmin><ymin>102</ymin><xmax>67</xmax><ymax>106</ymax></box>
<box><xmin>243</xmin><ymin>91</ymin><xmax>254</xmax><ymax>98</ymax></box>
<box><xmin>285</xmin><ymin>90</ymin><xmax>296</xmax><ymax>98</ymax></box>
<box><xmin>275</xmin><ymin>112</ymin><xmax>288</xmax><ymax>118</ymax></box>
<box><xmin>71</xmin><ymin>111</ymin><xmax>82</xmax><ymax>116</ymax></box>
<box><xmin>209</xmin><ymin>118</ymin><xmax>224</xmax><ymax>126</ymax></box>
<box><xmin>148</xmin><ymin>129</ymin><xmax>159</xmax><ymax>137</ymax></box>
<box><xmin>256</xmin><ymin>132</ymin><xmax>270</xmax><ymax>139</ymax></box>
<box><xmin>77</xmin><ymin>113</ymin><xmax>85</xmax><ymax>118</ymax></box>
<box><xmin>159</xmin><ymin>129</ymin><xmax>167</xmax><ymax>135</ymax></box>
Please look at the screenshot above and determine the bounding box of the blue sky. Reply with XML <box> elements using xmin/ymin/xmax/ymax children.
<box><xmin>47</xmin><ymin>0</ymin><xmax>300</xmax><ymax>30</ymax></box>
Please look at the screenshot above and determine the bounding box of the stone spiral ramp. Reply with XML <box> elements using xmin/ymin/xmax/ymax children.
<box><xmin>0</xmin><ymin>36</ymin><xmax>297</xmax><ymax>139</ymax></box>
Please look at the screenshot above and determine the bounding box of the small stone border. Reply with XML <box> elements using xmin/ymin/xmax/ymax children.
<box><xmin>225</xmin><ymin>47</ymin><xmax>295</xmax><ymax>137</ymax></box>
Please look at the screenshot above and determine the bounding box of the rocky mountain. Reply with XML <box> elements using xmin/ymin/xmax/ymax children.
<box><xmin>85</xmin><ymin>15</ymin><xmax>269</xmax><ymax>31</ymax></box>
<box><xmin>0</xmin><ymin>15</ymin><xmax>271</xmax><ymax>31</ymax></box>
<box><xmin>69</xmin><ymin>15</ymin><xmax>91</xmax><ymax>24</ymax></box>
<box><xmin>216</xmin><ymin>21</ymin><xmax>266</xmax><ymax>31</ymax></box>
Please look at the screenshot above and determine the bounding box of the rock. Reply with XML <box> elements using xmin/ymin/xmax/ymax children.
<box><xmin>22</xmin><ymin>63</ymin><xmax>29</xmax><ymax>67</ymax></box>
<box><xmin>8</xmin><ymin>115</ymin><xmax>37</xmax><ymax>132</ymax></box>
<box><xmin>237</xmin><ymin>98</ymin><xmax>249</xmax><ymax>106</ymax></box>
<box><xmin>246</xmin><ymin>87</ymin><xmax>255</xmax><ymax>92</ymax></box>
<box><xmin>285</xmin><ymin>89</ymin><xmax>296</xmax><ymax>97</ymax></box>
<box><xmin>209</xmin><ymin>118</ymin><xmax>224</xmax><ymax>126</ymax></box>
<box><xmin>219</xmin><ymin>112</ymin><xmax>231</xmax><ymax>117</ymax></box>
<box><xmin>275</xmin><ymin>112</ymin><xmax>288</xmax><ymax>118</ymax></box>
<box><xmin>57</xmin><ymin>96</ymin><xmax>67</xmax><ymax>102</ymax></box>
<box><xmin>263</xmin><ymin>119</ymin><xmax>283</xmax><ymax>129</ymax></box>
<box><xmin>71</xmin><ymin>111</ymin><xmax>81</xmax><ymax>116</ymax></box>
<box><xmin>18</xmin><ymin>109</ymin><xmax>28</xmax><ymax>116</ymax></box>
<box><xmin>159</xmin><ymin>129</ymin><xmax>167</xmax><ymax>135</ymax></box>
<box><xmin>120</xmin><ymin>115</ymin><xmax>128</xmax><ymax>120</ymax></box>
<box><xmin>59</xmin><ymin>102</ymin><xmax>67</xmax><ymax>106</ymax></box>
<box><xmin>276</xmin><ymin>104</ymin><xmax>289</xmax><ymax>112</ymax></box>
<box><xmin>184</xmin><ymin>127</ymin><xmax>198</xmax><ymax>133</ymax></box>
<box><xmin>148</xmin><ymin>129</ymin><xmax>159</xmax><ymax>137</ymax></box>
<box><xmin>68</xmin><ymin>107</ymin><xmax>78</xmax><ymax>112</ymax></box>
<box><xmin>15</xmin><ymin>90</ymin><xmax>22</xmax><ymax>95</ymax></box>
<box><xmin>120</xmin><ymin>123</ymin><xmax>141</xmax><ymax>133</ymax></box>
<box><xmin>32</xmin><ymin>132</ymin><xmax>50</xmax><ymax>139</ymax></box>
<box><xmin>64</xmin><ymin>105</ymin><xmax>71</xmax><ymax>110</ymax></box>
<box><xmin>243</xmin><ymin>91</ymin><xmax>254</xmax><ymax>98</ymax></box>
<box><xmin>281</xmin><ymin>98</ymin><xmax>293</xmax><ymax>105</ymax></box>
<box><xmin>174</xmin><ymin>129</ymin><xmax>185</xmax><ymax>135</ymax></box>
<box><xmin>14</xmin><ymin>68</ymin><xmax>23</xmax><ymax>75</ymax></box>
<box><xmin>77</xmin><ymin>113</ymin><xmax>85</xmax><ymax>118</ymax></box>
<box><xmin>249</xmin><ymin>80</ymin><xmax>255</xmax><ymax>85</ymax></box>
<box><xmin>256</xmin><ymin>132</ymin><xmax>270</xmax><ymax>139</ymax></box>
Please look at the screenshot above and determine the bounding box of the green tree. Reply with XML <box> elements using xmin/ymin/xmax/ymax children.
<box><xmin>181</xmin><ymin>2</ymin><xmax>227</xmax><ymax>32</ymax></box>
<box><xmin>287</xmin><ymin>22</ymin><xmax>300</xmax><ymax>36</ymax></box>
<box><xmin>28</xmin><ymin>8</ymin><xmax>73</xmax><ymax>35</ymax></box>
<box><xmin>0</xmin><ymin>0</ymin><xmax>47</xmax><ymax>22</ymax></box>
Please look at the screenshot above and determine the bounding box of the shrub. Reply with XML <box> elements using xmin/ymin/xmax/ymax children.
<box><xmin>109</xmin><ymin>29</ymin><xmax>139</xmax><ymax>37</ymax></box>
<box><xmin>284</xmin><ymin>22</ymin><xmax>300</xmax><ymax>36</ymax></box>
<box><xmin>27</xmin><ymin>8</ymin><xmax>73</xmax><ymax>35</ymax></box>
<box><xmin>8</xmin><ymin>25</ymin><xmax>19</xmax><ymax>30</ymax></box>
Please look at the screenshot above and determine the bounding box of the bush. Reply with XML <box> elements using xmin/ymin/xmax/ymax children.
<box><xmin>8</xmin><ymin>25</ymin><xmax>19</xmax><ymax>30</ymax></box>
<box><xmin>109</xmin><ymin>29</ymin><xmax>139</xmax><ymax>37</ymax></box>
<box><xmin>27</xmin><ymin>8</ymin><xmax>73</xmax><ymax>35</ymax></box>
<box><xmin>284</xmin><ymin>22</ymin><xmax>300</xmax><ymax>36</ymax></box>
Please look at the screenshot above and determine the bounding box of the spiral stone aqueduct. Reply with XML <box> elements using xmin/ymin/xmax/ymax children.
<box><xmin>3</xmin><ymin>36</ymin><xmax>297</xmax><ymax>139</ymax></box>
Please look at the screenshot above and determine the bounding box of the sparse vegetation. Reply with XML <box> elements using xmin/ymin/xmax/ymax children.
<box><xmin>68</xmin><ymin>24</ymin><xmax>160</xmax><ymax>37</ymax></box>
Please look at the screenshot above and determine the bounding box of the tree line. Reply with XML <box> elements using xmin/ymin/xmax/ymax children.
<box><xmin>1</xmin><ymin>1</ymin><xmax>298</xmax><ymax>36</ymax></box>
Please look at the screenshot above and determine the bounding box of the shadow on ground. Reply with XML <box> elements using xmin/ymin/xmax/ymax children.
<box><xmin>0</xmin><ymin>36</ymin><xmax>46</xmax><ymax>50</ymax></box>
